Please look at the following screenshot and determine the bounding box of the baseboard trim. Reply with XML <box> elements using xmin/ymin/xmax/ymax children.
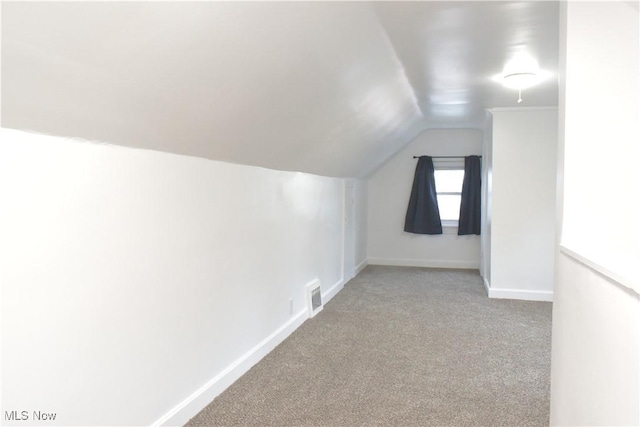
<box><xmin>368</xmin><ymin>257</ymin><xmax>479</xmax><ymax>270</ymax></box>
<box><xmin>488</xmin><ymin>287</ymin><xmax>553</xmax><ymax>302</ymax></box>
<box><xmin>323</xmin><ymin>278</ymin><xmax>344</xmax><ymax>305</ymax></box>
<box><xmin>151</xmin><ymin>309</ymin><xmax>308</xmax><ymax>427</ymax></box>
<box><xmin>355</xmin><ymin>259</ymin><xmax>368</xmax><ymax>276</ymax></box>
<box><xmin>482</xmin><ymin>276</ymin><xmax>491</xmax><ymax>297</ymax></box>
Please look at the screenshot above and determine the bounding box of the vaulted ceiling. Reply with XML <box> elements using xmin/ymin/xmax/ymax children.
<box><xmin>1</xmin><ymin>1</ymin><xmax>558</xmax><ymax>177</ymax></box>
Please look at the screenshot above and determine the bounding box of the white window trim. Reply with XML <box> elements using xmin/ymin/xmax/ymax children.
<box><xmin>441</xmin><ymin>219</ymin><xmax>459</xmax><ymax>229</ymax></box>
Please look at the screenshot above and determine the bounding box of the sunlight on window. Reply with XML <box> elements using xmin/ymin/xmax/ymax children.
<box><xmin>437</xmin><ymin>195</ymin><xmax>462</xmax><ymax>221</ymax></box>
<box><xmin>434</xmin><ymin>170</ymin><xmax>464</xmax><ymax>192</ymax></box>
<box><xmin>434</xmin><ymin>169</ymin><xmax>464</xmax><ymax>221</ymax></box>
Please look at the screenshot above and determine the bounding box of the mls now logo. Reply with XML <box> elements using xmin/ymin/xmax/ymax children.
<box><xmin>5</xmin><ymin>410</ymin><xmax>57</xmax><ymax>421</ymax></box>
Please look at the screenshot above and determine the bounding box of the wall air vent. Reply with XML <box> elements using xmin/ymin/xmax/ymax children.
<box><xmin>306</xmin><ymin>280</ymin><xmax>323</xmax><ymax>318</ymax></box>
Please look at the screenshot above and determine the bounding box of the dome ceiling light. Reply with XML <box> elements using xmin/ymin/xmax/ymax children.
<box><xmin>496</xmin><ymin>53</ymin><xmax>546</xmax><ymax>103</ymax></box>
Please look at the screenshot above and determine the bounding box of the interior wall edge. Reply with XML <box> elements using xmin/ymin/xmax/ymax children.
<box><xmin>355</xmin><ymin>259</ymin><xmax>368</xmax><ymax>277</ymax></box>
<box><xmin>0</xmin><ymin>126</ymin><xmax>352</xmax><ymax>181</ymax></box>
<box><xmin>559</xmin><ymin>245</ymin><xmax>640</xmax><ymax>297</ymax></box>
<box><xmin>482</xmin><ymin>275</ymin><xmax>491</xmax><ymax>297</ymax></box>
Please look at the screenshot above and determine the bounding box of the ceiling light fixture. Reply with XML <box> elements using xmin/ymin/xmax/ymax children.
<box><xmin>497</xmin><ymin>54</ymin><xmax>544</xmax><ymax>103</ymax></box>
<box><xmin>503</xmin><ymin>72</ymin><xmax>539</xmax><ymax>103</ymax></box>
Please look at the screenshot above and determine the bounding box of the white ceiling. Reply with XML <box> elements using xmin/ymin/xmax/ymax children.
<box><xmin>1</xmin><ymin>1</ymin><xmax>559</xmax><ymax>177</ymax></box>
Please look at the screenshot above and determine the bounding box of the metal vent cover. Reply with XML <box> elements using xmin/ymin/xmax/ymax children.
<box><xmin>306</xmin><ymin>280</ymin><xmax>323</xmax><ymax>318</ymax></box>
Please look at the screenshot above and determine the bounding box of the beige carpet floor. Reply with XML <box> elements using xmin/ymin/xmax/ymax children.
<box><xmin>187</xmin><ymin>266</ymin><xmax>552</xmax><ymax>426</ymax></box>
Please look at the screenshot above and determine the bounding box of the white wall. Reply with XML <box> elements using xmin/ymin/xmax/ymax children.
<box><xmin>341</xmin><ymin>179</ymin><xmax>368</xmax><ymax>281</ymax></box>
<box><xmin>0</xmin><ymin>128</ymin><xmax>346</xmax><ymax>426</ymax></box>
<box><xmin>342</xmin><ymin>180</ymin><xmax>357</xmax><ymax>282</ymax></box>
<box><xmin>354</xmin><ymin>179</ymin><xmax>368</xmax><ymax>274</ymax></box>
<box><xmin>560</xmin><ymin>1</ymin><xmax>640</xmax><ymax>291</ymax></box>
<box><xmin>480</xmin><ymin>111</ymin><xmax>493</xmax><ymax>284</ymax></box>
<box><xmin>552</xmin><ymin>252</ymin><xmax>639</xmax><ymax>426</ymax></box>
<box><xmin>488</xmin><ymin>108</ymin><xmax>557</xmax><ymax>301</ymax></box>
<box><xmin>550</xmin><ymin>2</ymin><xmax>640</xmax><ymax>425</ymax></box>
<box><xmin>367</xmin><ymin>129</ymin><xmax>482</xmax><ymax>269</ymax></box>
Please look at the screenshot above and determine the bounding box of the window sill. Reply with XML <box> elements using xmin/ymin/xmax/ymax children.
<box><xmin>442</xmin><ymin>221</ymin><xmax>459</xmax><ymax>234</ymax></box>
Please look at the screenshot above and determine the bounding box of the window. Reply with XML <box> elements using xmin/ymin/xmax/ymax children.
<box><xmin>434</xmin><ymin>169</ymin><xmax>464</xmax><ymax>222</ymax></box>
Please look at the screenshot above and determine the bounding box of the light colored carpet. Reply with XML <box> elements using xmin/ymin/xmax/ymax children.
<box><xmin>186</xmin><ymin>266</ymin><xmax>552</xmax><ymax>426</ymax></box>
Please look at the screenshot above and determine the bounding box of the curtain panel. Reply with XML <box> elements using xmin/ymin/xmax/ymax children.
<box><xmin>404</xmin><ymin>156</ymin><xmax>443</xmax><ymax>235</ymax></box>
<box><xmin>458</xmin><ymin>155</ymin><xmax>481</xmax><ymax>235</ymax></box>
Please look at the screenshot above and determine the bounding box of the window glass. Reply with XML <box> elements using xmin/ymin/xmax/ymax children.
<box><xmin>434</xmin><ymin>169</ymin><xmax>464</xmax><ymax>221</ymax></box>
<box><xmin>437</xmin><ymin>195</ymin><xmax>462</xmax><ymax>221</ymax></box>
<box><xmin>434</xmin><ymin>170</ymin><xmax>464</xmax><ymax>192</ymax></box>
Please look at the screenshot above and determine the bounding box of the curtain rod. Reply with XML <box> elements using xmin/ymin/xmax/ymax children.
<box><xmin>412</xmin><ymin>155</ymin><xmax>482</xmax><ymax>159</ymax></box>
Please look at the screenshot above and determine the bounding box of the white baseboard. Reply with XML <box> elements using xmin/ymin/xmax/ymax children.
<box><xmin>355</xmin><ymin>259</ymin><xmax>368</xmax><ymax>276</ymax></box>
<box><xmin>488</xmin><ymin>287</ymin><xmax>554</xmax><ymax>302</ymax></box>
<box><xmin>482</xmin><ymin>276</ymin><xmax>491</xmax><ymax>297</ymax></box>
<box><xmin>323</xmin><ymin>278</ymin><xmax>344</xmax><ymax>305</ymax></box>
<box><xmin>151</xmin><ymin>309</ymin><xmax>308</xmax><ymax>427</ymax></box>
<box><xmin>368</xmin><ymin>257</ymin><xmax>479</xmax><ymax>270</ymax></box>
<box><xmin>482</xmin><ymin>273</ymin><xmax>552</xmax><ymax>301</ymax></box>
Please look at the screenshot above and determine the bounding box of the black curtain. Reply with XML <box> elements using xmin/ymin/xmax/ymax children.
<box><xmin>404</xmin><ymin>156</ymin><xmax>442</xmax><ymax>235</ymax></box>
<box><xmin>458</xmin><ymin>155</ymin><xmax>481</xmax><ymax>235</ymax></box>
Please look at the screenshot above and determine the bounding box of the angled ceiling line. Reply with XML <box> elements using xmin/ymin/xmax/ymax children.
<box><xmin>368</xmin><ymin>6</ymin><xmax>425</xmax><ymax>121</ymax></box>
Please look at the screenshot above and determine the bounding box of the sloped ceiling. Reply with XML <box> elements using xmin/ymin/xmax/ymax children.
<box><xmin>1</xmin><ymin>1</ymin><xmax>558</xmax><ymax>177</ymax></box>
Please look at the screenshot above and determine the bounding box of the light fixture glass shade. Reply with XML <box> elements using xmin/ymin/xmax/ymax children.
<box><xmin>502</xmin><ymin>72</ymin><xmax>540</xmax><ymax>89</ymax></box>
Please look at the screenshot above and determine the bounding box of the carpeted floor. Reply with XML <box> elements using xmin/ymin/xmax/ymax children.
<box><xmin>186</xmin><ymin>266</ymin><xmax>552</xmax><ymax>426</ymax></box>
